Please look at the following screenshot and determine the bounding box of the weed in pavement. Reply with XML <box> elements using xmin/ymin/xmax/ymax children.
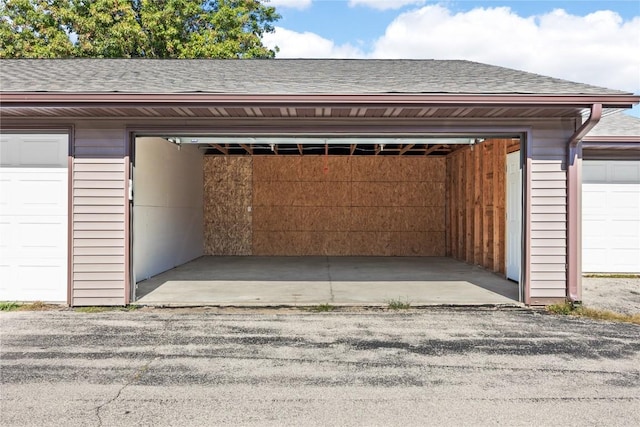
<box><xmin>387</xmin><ymin>298</ymin><xmax>411</xmax><ymax>310</ymax></box>
<box><xmin>547</xmin><ymin>301</ymin><xmax>640</xmax><ymax>325</ymax></box>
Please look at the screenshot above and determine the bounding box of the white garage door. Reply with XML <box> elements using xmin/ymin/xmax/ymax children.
<box><xmin>0</xmin><ymin>133</ymin><xmax>69</xmax><ymax>302</ymax></box>
<box><xmin>583</xmin><ymin>160</ymin><xmax>640</xmax><ymax>273</ymax></box>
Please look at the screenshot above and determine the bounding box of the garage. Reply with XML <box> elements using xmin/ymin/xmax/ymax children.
<box><xmin>583</xmin><ymin>160</ymin><xmax>640</xmax><ymax>273</ymax></box>
<box><xmin>3</xmin><ymin>59</ymin><xmax>638</xmax><ymax>306</ymax></box>
<box><xmin>131</xmin><ymin>135</ymin><xmax>522</xmax><ymax>304</ymax></box>
<box><xmin>0</xmin><ymin>133</ymin><xmax>69</xmax><ymax>302</ymax></box>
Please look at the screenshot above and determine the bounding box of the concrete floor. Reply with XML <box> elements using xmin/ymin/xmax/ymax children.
<box><xmin>135</xmin><ymin>256</ymin><xmax>520</xmax><ymax>306</ymax></box>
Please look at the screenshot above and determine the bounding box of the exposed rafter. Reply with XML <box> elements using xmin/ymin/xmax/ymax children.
<box><xmin>424</xmin><ymin>145</ymin><xmax>443</xmax><ymax>156</ymax></box>
<box><xmin>210</xmin><ymin>143</ymin><xmax>228</xmax><ymax>155</ymax></box>
<box><xmin>399</xmin><ymin>143</ymin><xmax>415</xmax><ymax>155</ymax></box>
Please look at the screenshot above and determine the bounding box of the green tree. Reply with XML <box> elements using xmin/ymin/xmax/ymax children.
<box><xmin>0</xmin><ymin>0</ymin><xmax>75</xmax><ymax>57</ymax></box>
<box><xmin>0</xmin><ymin>0</ymin><xmax>280</xmax><ymax>58</ymax></box>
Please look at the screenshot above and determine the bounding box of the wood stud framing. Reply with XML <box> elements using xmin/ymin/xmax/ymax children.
<box><xmin>446</xmin><ymin>138</ymin><xmax>519</xmax><ymax>275</ymax></box>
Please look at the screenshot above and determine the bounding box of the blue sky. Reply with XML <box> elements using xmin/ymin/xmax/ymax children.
<box><xmin>264</xmin><ymin>0</ymin><xmax>640</xmax><ymax>116</ymax></box>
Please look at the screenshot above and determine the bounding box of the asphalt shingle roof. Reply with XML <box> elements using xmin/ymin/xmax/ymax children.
<box><xmin>0</xmin><ymin>59</ymin><xmax>630</xmax><ymax>95</ymax></box>
<box><xmin>588</xmin><ymin>112</ymin><xmax>640</xmax><ymax>137</ymax></box>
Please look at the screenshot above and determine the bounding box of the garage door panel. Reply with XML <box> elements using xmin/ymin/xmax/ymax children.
<box><xmin>0</xmin><ymin>220</ymin><xmax>11</xmax><ymax>251</ymax></box>
<box><xmin>582</xmin><ymin>222</ymin><xmax>604</xmax><ymax>239</ymax></box>
<box><xmin>583</xmin><ymin>160</ymin><xmax>640</xmax><ymax>273</ymax></box>
<box><xmin>0</xmin><ymin>262</ymin><xmax>66</xmax><ymax>302</ymax></box>
<box><xmin>0</xmin><ymin>170</ymin><xmax>67</xmax><ymax>215</ymax></box>
<box><xmin>0</xmin><ymin>177</ymin><xmax>10</xmax><ymax>207</ymax></box>
<box><xmin>0</xmin><ymin>135</ymin><xmax>67</xmax><ymax>167</ymax></box>
<box><xmin>16</xmin><ymin>263</ymin><xmax>66</xmax><ymax>285</ymax></box>
<box><xmin>583</xmin><ymin>163</ymin><xmax>607</xmax><ymax>181</ymax></box>
<box><xmin>19</xmin><ymin>178</ymin><xmax>66</xmax><ymax>209</ymax></box>
<box><xmin>15</xmin><ymin>219</ymin><xmax>67</xmax><ymax>257</ymax></box>
<box><xmin>611</xmin><ymin>249</ymin><xmax>640</xmax><ymax>266</ymax></box>
<box><xmin>612</xmin><ymin>164</ymin><xmax>640</xmax><ymax>181</ymax></box>
<box><xmin>20</xmin><ymin>140</ymin><xmax>65</xmax><ymax>165</ymax></box>
<box><xmin>582</xmin><ymin>189</ymin><xmax>606</xmax><ymax>211</ymax></box>
<box><xmin>609</xmin><ymin>220</ymin><xmax>639</xmax><ymax>237</ymax></box>
<box><xmin>608</xmin><ymin>189</ymin><xmax>640</xmax><ymax>210</ymax></box>
<box><xmin>0</xmin><ymin>133</ymin><xmax>69</xmax><ymax>302</ymax></box>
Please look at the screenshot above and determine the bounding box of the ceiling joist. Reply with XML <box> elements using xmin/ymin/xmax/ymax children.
<box><xmin>192</xmin><ymin>140</ymin><xmax>482</xmax><ymax>157</ymax></box>
<box><xmin>424</xmin><ymin>144</ymin><xmax>443</xmax><ymax>155</ymax></box>
<box><xmin>210</xmin><ymin>143</ymin><xmax>228</xmax><ymax>155</ymax></box>
<box><xmin>399</xmin><ymin>143</ymin><xmax>415</xmax><ymax>155</ymax></box>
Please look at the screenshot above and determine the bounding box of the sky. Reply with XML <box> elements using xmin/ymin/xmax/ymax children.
<box><xmin>263</xmin><ymin>0</ymin><xmax>640</xmax><ymax>117</ymax></box>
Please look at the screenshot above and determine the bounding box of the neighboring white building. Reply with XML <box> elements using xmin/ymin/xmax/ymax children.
<box><xmin>582</xmin><ymin>113</ymin><xmax>640</xmax><ymax>274</ymax></box>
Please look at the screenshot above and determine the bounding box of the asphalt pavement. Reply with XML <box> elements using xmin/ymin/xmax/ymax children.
<box><xmin>1</xmin><ymin>307</ymin><xmax>639</xmax><ymax>426</ymax></box>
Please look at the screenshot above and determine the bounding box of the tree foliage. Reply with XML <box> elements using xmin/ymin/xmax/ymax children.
<box><xmin>0</xmin><ymin>0</ymin><xmax>280</xmax><ymax>58</ymax></box>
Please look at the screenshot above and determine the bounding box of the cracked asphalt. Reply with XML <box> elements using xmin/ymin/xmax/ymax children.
<box><xmin>1</xmin><ymin>307</ymin><xmax>639</xmax><ymax>426</ymax></box>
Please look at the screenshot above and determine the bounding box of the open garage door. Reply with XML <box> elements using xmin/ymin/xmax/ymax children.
<box><xmin>131</xmin><ymin>135</ymin><xmax>522</xmax><ymax>304</ymax></box>
<box><xmin>0</xmin><ymin>133</ymin><xmax>69</xmax><ymax>302</ymax></box>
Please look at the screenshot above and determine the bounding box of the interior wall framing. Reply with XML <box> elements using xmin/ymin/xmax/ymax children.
<box><xmin>446</xmin><ymin>138</ymin><xmax>520</xmax><ymax>274</ymax></box>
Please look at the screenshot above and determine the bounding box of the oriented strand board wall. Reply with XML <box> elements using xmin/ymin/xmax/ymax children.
<box><xmin>203</xmin><ymin>157</ymin><xmax>252</xmax><ymax>255</ymax></box>
<box><xmin>446</xmin><ymin>139</ymin><xmax>518</xmax><ymax>274</ymax></box>
<box><xmin>253</xmin><ymin>156</ymin><xmax>446</xmax><ymax>256</ymax></box>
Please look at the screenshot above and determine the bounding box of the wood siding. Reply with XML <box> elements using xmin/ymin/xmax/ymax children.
<box><xmin>446</xmin><ymin>139</ymin><xmax>518</xmax><ymax>274</ymax></box>
<box><xmin>71</xmin><ymin>158</ymin><xmax>127</xmax><ymax>306</ymax></box>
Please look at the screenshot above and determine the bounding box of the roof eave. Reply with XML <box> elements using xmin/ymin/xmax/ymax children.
<box><xmin>582</xmin><ymin>136</ymin><xmax>639</xmax><ymax>143</ymax></box>
<box><xmin>1</xmin><ymin>93</ymin><xmax>638</xmax><ymax>109</ymax></box>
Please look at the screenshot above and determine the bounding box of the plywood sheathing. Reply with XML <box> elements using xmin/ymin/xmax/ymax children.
<box><xmin>446</xmin><ymin>139</ymin><xmax>512</xmax><ymax>274</ymax></box>
<box><xmin>253</xmin><ymin>155</ymin><xmax>446</xmax><ymax>256</ymax></box>
<box><xmin>203</xmin><ymin>156</ymin><xmax>252</xmax><ymax>255</ymax></box>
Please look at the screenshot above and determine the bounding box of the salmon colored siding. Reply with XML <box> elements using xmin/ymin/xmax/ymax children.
<box><xmin>71</xmin><ymin>158</ymin><xmax>127</xmax><ymax>306</ymax></box>
<box><xmin>527</xmin><ymin>120</ymin><xmax>574</xmax><ymax>304</ymax></box>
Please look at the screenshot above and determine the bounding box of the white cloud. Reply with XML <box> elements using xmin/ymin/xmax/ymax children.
<box><xmin>348</xmin><ymin>0</ymin><xmax>426</xmax><ymax>11</ymax></box>
<box><xmin>268</xmin><ymin>0</ymin><xmax>312</xmax><ymax>10</ymax></box>
<box><xmin>371</xmin><ymin>5</ymin><xmax>640</xmax><ymax>93</ymax></box>
<box><xmin>264</xmin><ymin>5</ymin><xmax>639</xmax><ymax>94</ymax></box>
<box><xmin>263</xmin><ymin>27</ymin><xmax>365</xmax><ymax>58</ymax></box>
